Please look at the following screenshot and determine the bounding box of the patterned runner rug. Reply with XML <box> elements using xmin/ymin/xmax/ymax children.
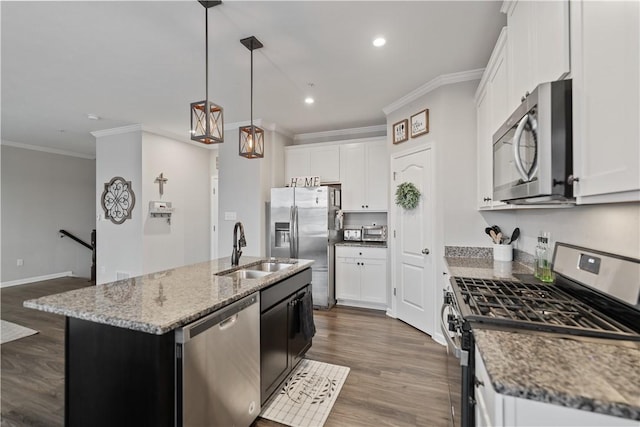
<box><xmin>260</xmin><ymin>359</ymin><xmax>350</xmax><ymax>427</ymax></box>
<box><xmin>1</xmin><ymin>320</ymin><xmax>38</xmax><ymax>344</ymax></box>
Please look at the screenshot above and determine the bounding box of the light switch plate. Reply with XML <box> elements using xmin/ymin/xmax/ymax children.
<box><xmin>224</xmin><ymin>212</ymin><xmax>237</xmax><ymax>221</ymax></box>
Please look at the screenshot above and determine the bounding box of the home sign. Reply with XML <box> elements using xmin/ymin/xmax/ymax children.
<box><xmin>289</xmin><ymin>176</ymin><xmax>321</xmax><ymax>187</ymax></box>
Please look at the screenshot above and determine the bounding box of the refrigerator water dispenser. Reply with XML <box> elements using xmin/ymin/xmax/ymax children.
<box><xmin>274</xmin><ymin>222</ymin><xmax>290</xmax><ymax>247</ymax></box>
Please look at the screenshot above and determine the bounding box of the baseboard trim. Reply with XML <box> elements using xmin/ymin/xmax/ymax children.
<box><xmin>1</xmin><ymin>271</ymin><xmax>74</xmax><ymax>288</ymax></box>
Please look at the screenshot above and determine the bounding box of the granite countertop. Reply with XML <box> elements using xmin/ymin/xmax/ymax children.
<box><xmin>24</xmin><ymin>257</ymin><xmax>314</xmax><ymax>335</ymax></box>
<box><xmin>443</xmin><ymin>250</ymin><xmax>640</xmax><ymax>421</ymax></box>
<box><xmin>335</xmin><ymin>241</ymin><xmax>387</xmax><ymax>248</ymax></box>
<box><xmin>474</xmin><ymin>329</ymin><xmax>640</xmax><ymax>420</ymax></box>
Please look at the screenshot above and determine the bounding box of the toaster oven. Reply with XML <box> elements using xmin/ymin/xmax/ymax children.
<box><xmin>362</xmin><ymin>225</ymin><xmax>387</xmax><ymax>242</ymax></box>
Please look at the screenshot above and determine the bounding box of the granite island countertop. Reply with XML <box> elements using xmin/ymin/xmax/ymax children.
<box><xmin>444</xmin><ymin>253</ymin><xmax>640</xmax><ymax>421</ymax></box>
<box><xmin>24</xmin><ymin>257</ymin><xmax>314</xmax><ymax>335</ymax></box>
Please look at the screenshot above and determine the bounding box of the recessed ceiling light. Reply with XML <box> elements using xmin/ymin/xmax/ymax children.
<box><xmin>304</xmin><ymin>97</ymin><xmax>315</xmax><ymax>105</ymax></box>
<box><xmin>87</xmin><ymin>113</ymin><xmax>100</xmax><ymax>120</ymax></box>
<box><xmin>373</xmin><ymin>37</ymin><xmax>386</xmax><ymax>47</ymax></box>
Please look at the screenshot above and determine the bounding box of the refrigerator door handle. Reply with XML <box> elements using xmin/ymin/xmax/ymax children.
<box><xmin>289</xmin><ymin>206</ymin><xmax>295</xmax><ymax>258</ymax></box>
<box><xmin>293</xmin><ymin>206</ymin><xmax>299</xmax><ymax>258</ymax></box>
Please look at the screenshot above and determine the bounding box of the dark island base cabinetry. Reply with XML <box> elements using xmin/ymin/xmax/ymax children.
<box><xmin>260</xmin><ymin>268</ymin><xmax>313</xmax><ymax>404</ymax></box>
<box><xmin>63</xmin><ymin>267</ymin><xmax>314</xmax><ymax>427</ymax></box>
<box><xmin>65</xmin><ymin>317</ymin><xmax>175</xmax><ymax>427</ymax></box>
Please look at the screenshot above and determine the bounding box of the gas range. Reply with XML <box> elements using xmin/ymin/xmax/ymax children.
<box><xmin>448</xmin><ymin>243</ymin><xmax>640</xmax><ymax>341</ymax></box>
<box><xmin>442</xmin><ymin>242</ymin><xmax>640</xmax><ymax>427</ymax></box>
<box><xmin>451</xmin><ymin>276</ymin><xmax>640</xmax><ymax>341</ymax></box>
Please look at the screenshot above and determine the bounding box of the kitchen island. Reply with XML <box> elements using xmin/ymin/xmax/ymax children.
<box><xmin>24</xmin><ymin>256</ymin><xmax>314</xmax><ymax>427</ymax></box>
<box><xmin>445</xmin><ymin>254</ymin><xmax>640</xmax><ymax>425</ymax></box>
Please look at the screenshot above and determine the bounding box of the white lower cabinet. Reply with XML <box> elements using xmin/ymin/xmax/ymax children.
<box><xmin>335</xmin><ymin>246</ymin><xmax>387</xmax><ymax>309</ymax></box>
<box><xmin>474</xmin><ymin>346</ymin><xmax>637</xmax><ymax>427</ymax></box>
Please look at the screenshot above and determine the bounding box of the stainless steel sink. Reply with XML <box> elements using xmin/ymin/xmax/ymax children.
<box><xmin>223</xmin><ymin>269</ymin><xmax>272</xmax><ymax>279</ymax></box>
<box><xmin>257</xmin><ymin>262</ymin><xmax>294</xmax><ymax>272</ymax></box>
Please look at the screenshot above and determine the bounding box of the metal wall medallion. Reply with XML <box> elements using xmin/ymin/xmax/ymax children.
<box><xmin>101</xmin><ymin>176</ymin><xmax>136</xmax><ymax>224</ymax></box>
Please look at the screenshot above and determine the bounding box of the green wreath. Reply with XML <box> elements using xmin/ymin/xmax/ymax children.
<box><xmin>395</xmin><ymin>182</ymin><xmax>421</xmax><ymax>210</ymax></box>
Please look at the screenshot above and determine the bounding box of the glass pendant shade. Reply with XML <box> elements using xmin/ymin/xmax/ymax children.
<box><xmin>190</xmin><ymin>100</ymin><xmax>223</xmax><ymax>144</ymax></box>
<box><xmin>239</xmin><ymin>124</ymin><xmax>264</xmax><ymax>158</ymax></box>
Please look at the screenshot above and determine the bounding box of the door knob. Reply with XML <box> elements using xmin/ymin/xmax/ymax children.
<box><xmin>422</xmin><ymin>248</ymin><xmax>430</xmax><ymax>255</ymax></box>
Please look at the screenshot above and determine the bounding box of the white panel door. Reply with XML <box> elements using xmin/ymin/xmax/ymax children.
<box><xmin>392</xmin><ymin>148</ymin><xmax>434</xmax><ymax>335</ymax></box>
<box><xmin>507</xmin><ymin>0</ymin><xmax>533</xmax><ymax>111</ymax></box>
<box><xmin>335</xmin><ymin>255</ymin><xmax>360</xmax><ymax>300</ymax></box>
<box><xmin>573</xmin><ymin>0</ymin><xmax>640</xmax><ymax>201</ymax></box>
<box><xmin>360</xmin><ymin>257</ymin><xmax>386</xmax><ymax>304</ymax></box>
<box><xmin>284</xmin><ymin>148</ymin><xmax>310</xmax><ymax>184</ymax></box>
<box><xmin>339</xmin><ymin>143</ymin><xmax>366</xmax><ymax>211</ymax></box>
<box><xmin>309</xmin><ymin>146</ymin><xmax>340</xmax><ymax>184</ymax></box>
<box><xmin>366</xmin><ymin>141</ymin><xmax>389</xmax><ymax>211</ymax></box>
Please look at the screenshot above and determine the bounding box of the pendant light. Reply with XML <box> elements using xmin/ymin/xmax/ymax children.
<box><xmin>239</xmin><ymin>36</ymin><xmax>264</xmax><ymax>159</ymax></box>
<box><xmin>190</xmin><ymin>1</ymin><xmax>224</xmax><ymax>144</ymax></box>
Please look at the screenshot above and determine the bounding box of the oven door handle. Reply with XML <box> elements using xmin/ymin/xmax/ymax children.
<box><xmin>440</xmin><ymin>302</ymin><xmax>469</xmax><ymax>367</ymax></box>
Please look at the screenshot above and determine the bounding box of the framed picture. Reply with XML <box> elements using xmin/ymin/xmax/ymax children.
<box><xmin>410</xmin><ymin>109</ymin><xmax>429</xmax><ymax>138</ymax></box>
<box><xmin>393</xmin><ymin>119</ymin><xmax>408</xmax><ymax>144</ymax></box>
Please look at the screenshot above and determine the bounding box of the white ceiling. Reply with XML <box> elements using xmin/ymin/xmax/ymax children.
<box><xmin>1</xmin><ymin>1</ymin><xmax>505</xmax><ymax>157</ymax></box>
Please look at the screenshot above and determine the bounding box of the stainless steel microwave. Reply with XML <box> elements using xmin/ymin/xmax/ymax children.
<box><xmin>493</xmin><ymin>79</ymin><xmax>573</xmax><ymax>204</ymax></box>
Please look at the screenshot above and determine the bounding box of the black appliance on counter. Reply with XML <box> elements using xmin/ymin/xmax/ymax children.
<box><xmin>441</xmin><ymin>243</ymin><xmax>640</xmax><ymax>427</ymax></box>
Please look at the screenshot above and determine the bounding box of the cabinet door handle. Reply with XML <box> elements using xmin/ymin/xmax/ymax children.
<box><xmin>365</xmin><ymin>205</ymin><xmax>369</xmax><ymax>208</ymax></box>
<box><xmin>422</xmin><ymin>248</ymin><xmax>430</xmax><ymax>255</ymax></box>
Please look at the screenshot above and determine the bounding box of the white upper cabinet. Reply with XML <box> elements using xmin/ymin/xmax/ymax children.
<box><xmin>340</xmin><ymin>138</ymin><xmax>388</xmax><ymax>211</ymax></box>
<box><xmin>505</xmin><ymin>0</ymin><xmax>570</xmax><ymax>112</ymax></box>
<box><xmin>571</xmin><ymin>0</ymin><xmax>640</xmax><ymax>203</ymax></box>
<box><xmin>284</xmin><ymin>144</ymin><xmax>340</xmax><ymax>185</ymax></box>
<box><xmin>476</xmin><ymin>27</ymin><xmax>508</xmax><ymax>209</ymax></box>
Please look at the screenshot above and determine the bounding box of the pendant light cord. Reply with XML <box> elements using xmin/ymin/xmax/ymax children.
<box><xmin>250</xmin><ymin>39</ymin><xmax>254</xmax><ymax>132</ymax></box>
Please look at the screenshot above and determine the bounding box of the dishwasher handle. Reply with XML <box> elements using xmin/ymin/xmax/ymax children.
<box><xmin>176</xmin><ymin>293</ymin><xmax>258</xmax><ymax>343</ymax></box>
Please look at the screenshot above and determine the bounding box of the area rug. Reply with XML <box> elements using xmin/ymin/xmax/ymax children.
<box><xmin>260</xmin><ymin>359</ymin><xmax>350</xmax><ymax>427</ymax></box>
<box><xmin>1</xmin><ymin>320</ymin><xmax>38</xmax><ymax>344</ymax></box>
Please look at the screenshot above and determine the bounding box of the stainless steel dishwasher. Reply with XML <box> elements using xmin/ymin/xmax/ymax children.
<box><xmin>175</xmin><ymin>292</ymin><xmax>260</xmax><ymax>427</ymax></box>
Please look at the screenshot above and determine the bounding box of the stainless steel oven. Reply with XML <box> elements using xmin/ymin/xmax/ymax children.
<box><xmin>443</xmin><ymin>243</ymin><xmax>640</xmax><ymax>427</ymax></box>
<box><xmin>441</xmin><ymin>292</ymin><xmax>473</xmax><ymax>427</ymax></box>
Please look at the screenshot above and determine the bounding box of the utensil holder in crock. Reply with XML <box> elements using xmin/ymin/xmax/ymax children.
<box><xmin>493</xmin><ymin>243</ymin><xmax>513</xmax><ymax>262</ymax></box>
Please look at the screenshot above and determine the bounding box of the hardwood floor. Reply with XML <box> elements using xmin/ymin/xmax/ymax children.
<box><xmin>1</xmin><ymin>277</ymin><xmax>91</xmax><ymax>427</ymax></box>
<box><xmin>1</xmin><ymin>278</ymin><xmax>451</xmax><ymax>427</ymax></box>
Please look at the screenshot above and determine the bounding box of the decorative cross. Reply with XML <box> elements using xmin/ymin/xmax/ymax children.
<box><xmin>154</xmin><ymin>173</ymin><xmax>168</xmax><ymax>196</ymax></box>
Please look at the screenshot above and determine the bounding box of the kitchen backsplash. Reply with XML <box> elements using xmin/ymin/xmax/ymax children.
<box><xmin>445</xmin><ymin>246</ymin><xmax>535</xmax><ymax>267</ymax></box>
<box><xmin>343</xmin><ymin>212</ymin><xmax>387</xmax><ymax>228</ymax></box>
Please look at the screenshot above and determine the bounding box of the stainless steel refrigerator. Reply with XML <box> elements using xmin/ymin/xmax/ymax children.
<box><xmin>269</xmin><ymin>186</ymin><xmax>342</xmax><ymax>308</ymax></box>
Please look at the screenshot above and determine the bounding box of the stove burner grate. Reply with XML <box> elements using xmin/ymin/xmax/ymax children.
<box><xmin>452</xmin><ymin>276</ymin><xmax>639</xmax><ymax>339</ymax></box>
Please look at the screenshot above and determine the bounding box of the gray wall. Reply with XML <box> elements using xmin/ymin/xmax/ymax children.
<box><xmin>95</xmin><ymin>128</ymin><xmax>143</xmax><ymax>284</ymax></box>
<box><xmin>1</xmin><ymin>145</ymin><xmax>96</xmax><ymax>283</ymax></box>
<box><xmin>218</xmin><ymin>128</ymin><xmax>292</xmax><ymax>259</ymax></box>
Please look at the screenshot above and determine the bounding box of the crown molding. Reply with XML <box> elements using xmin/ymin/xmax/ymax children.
<box><xmin>382</xmin><ymin>68</ymin><xmax>485</xmax><ymax>116</ymax></box>
<box><xmin>293</xmin><ymin>124</ymin><xmax>386</xmax><ymax>143</ymax></box>
<box><xmin>0</xmin><ymin>139</ymin><xmax>96</xmax><ymax>160</ymax></box>
<box><xmin>90</xmin><ymin>124</ymin><xmax>142</xmax><ymax>138</ymax></box>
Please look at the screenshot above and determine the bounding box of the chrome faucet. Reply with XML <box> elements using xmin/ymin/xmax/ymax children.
<box><xmin>231</xmin><ymin>222</ymin><xmax>246</xmax><ymax>266</ymax></box>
